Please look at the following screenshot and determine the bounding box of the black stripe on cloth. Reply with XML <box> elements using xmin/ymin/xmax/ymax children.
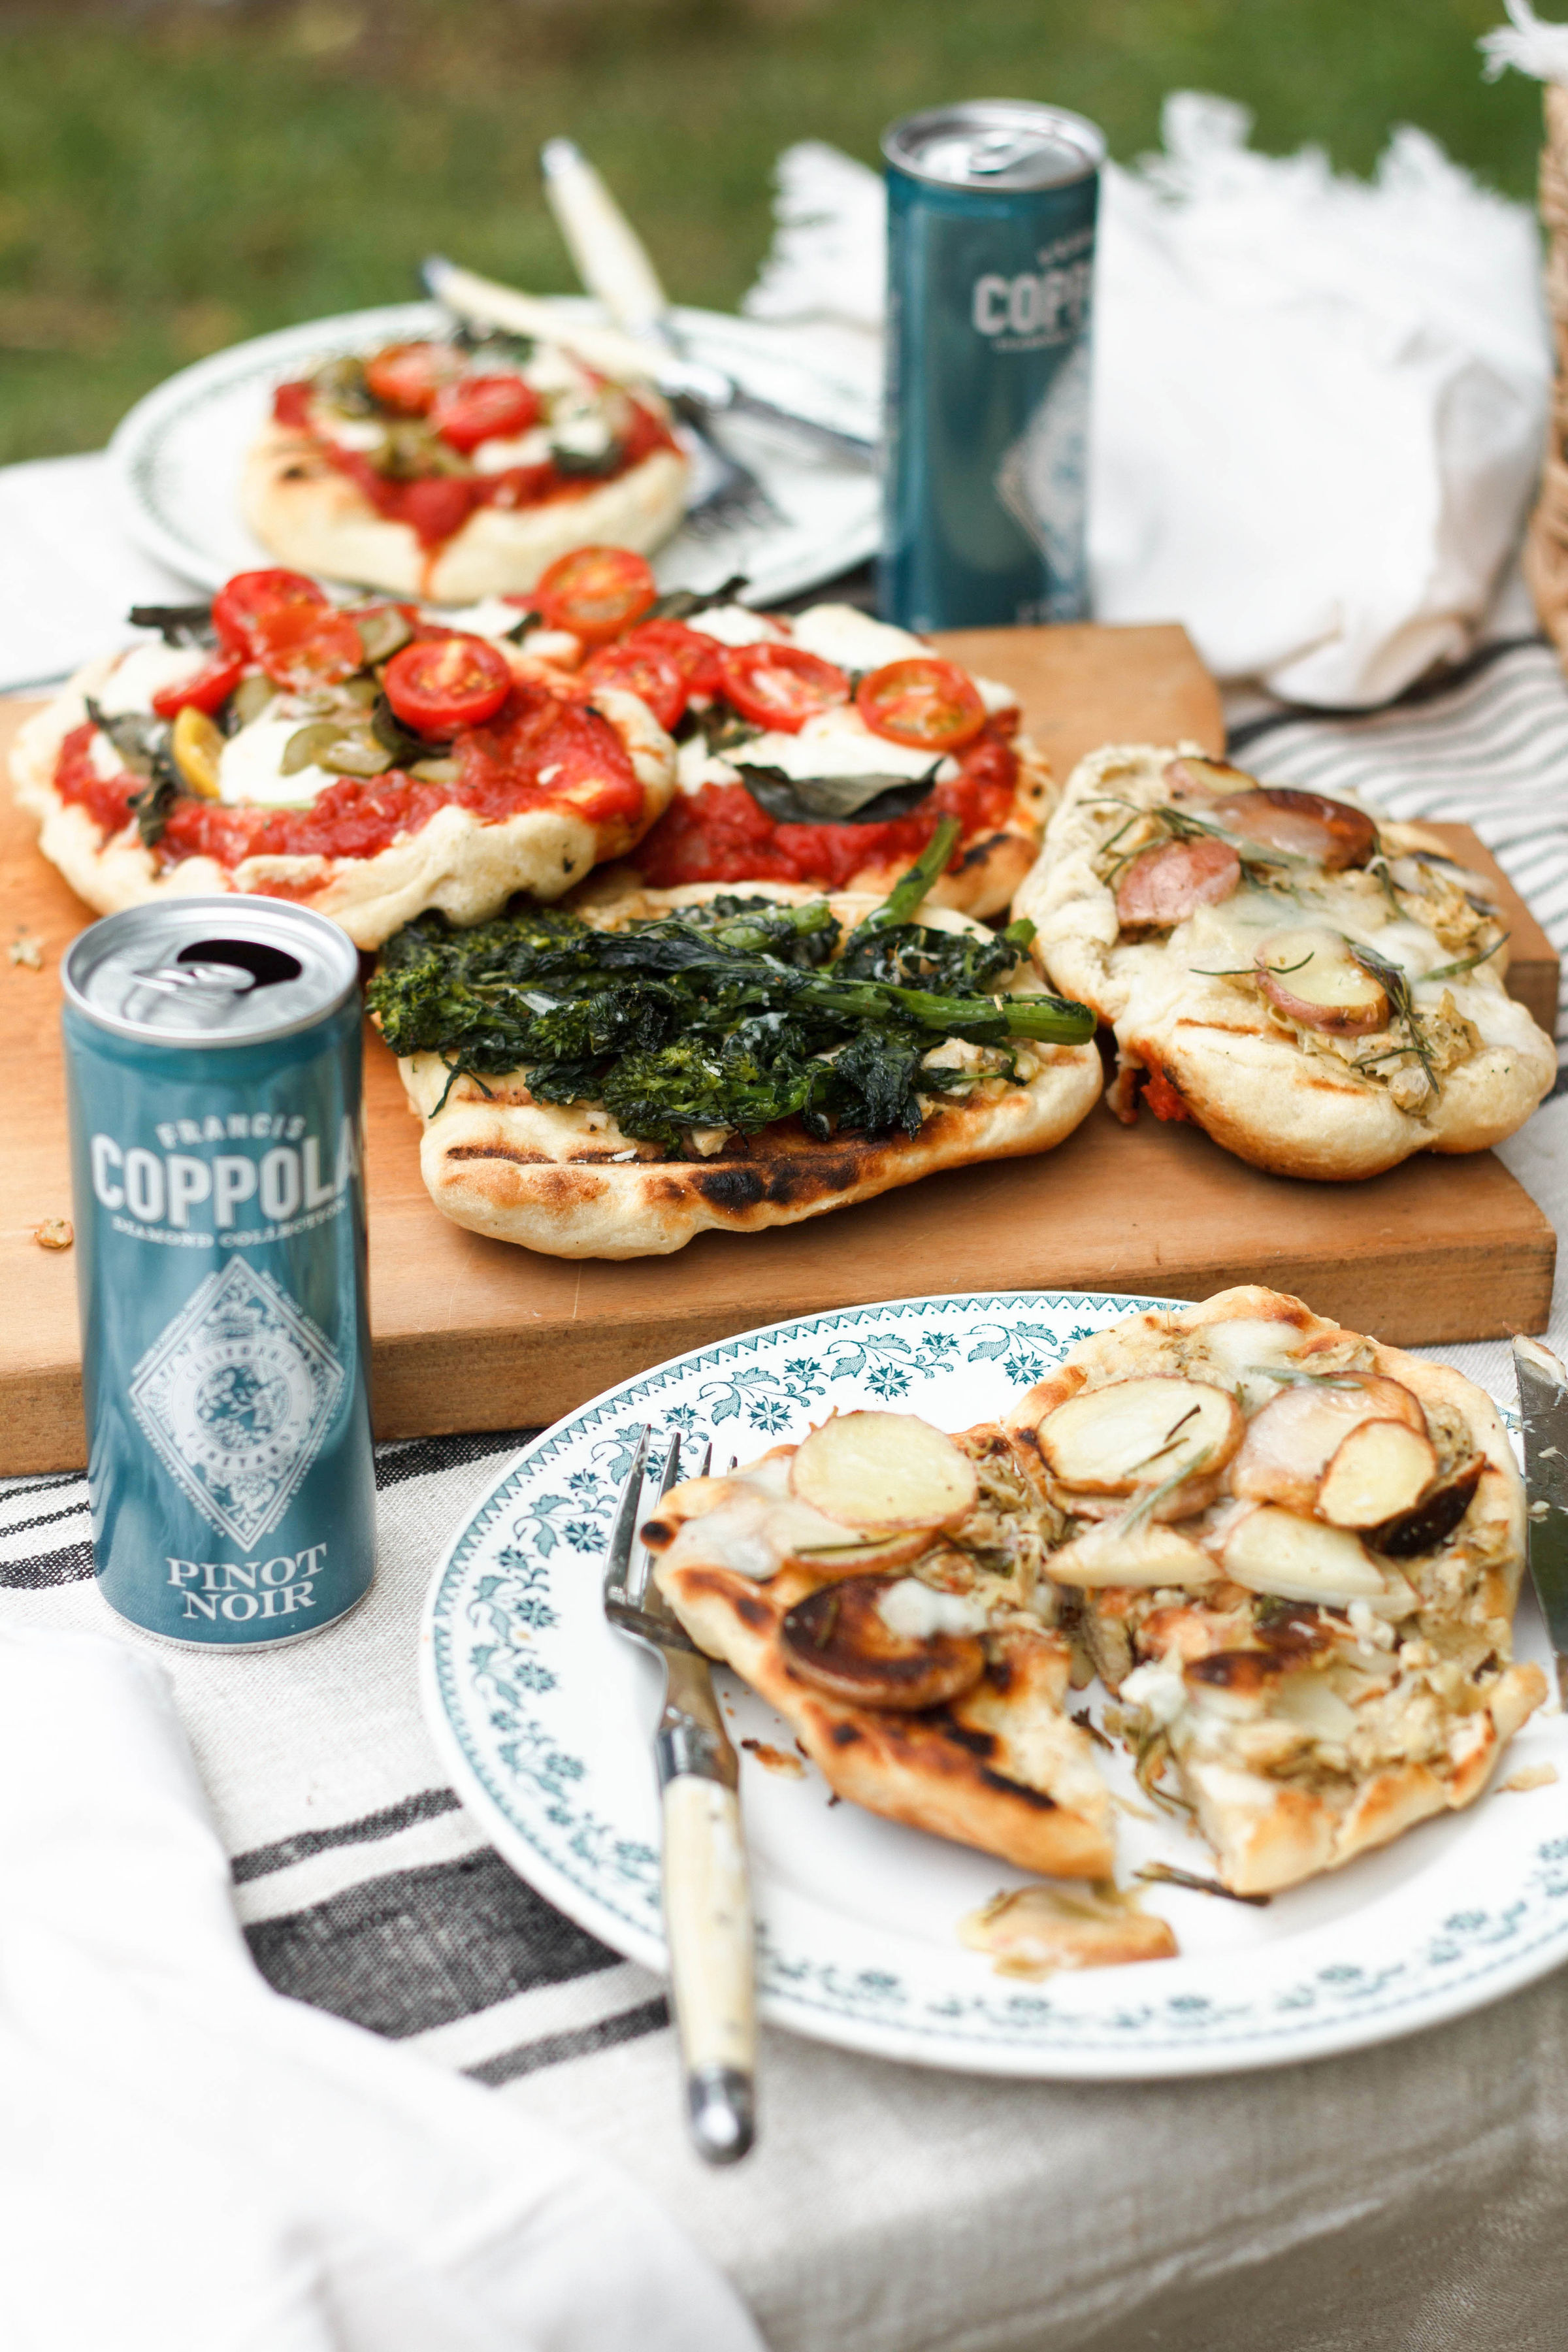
<box><xmin>0</xmin><ymin>1472</ymin><xmax>84</xmax><ymax>1505</ymax></box>
<box><xmin>1</xmin><ymin>1539</ymin><xmax>94</xmax><ymax>1589</ymax></box>
<box><xmin>1226</xmin><ymin>635</ymin><xmax>1550</xmax><ymax>754</ymax></box>
<box><xmin>0</xmin><ymin>1498</ymin><xmax>91</xmax><ymax>1542</ymax></box>
<box><xmin>466</xmin><ymin>1995</ymin><xmax>671</xmax><ymax>2087</ymax></box>
<box><xmin>231</xmin><ymin>1786</ymin><xmax>463</xmax><ymax>1884</ymax></box>
<box><xmin>373</xmin><ymin>1428</ymin><xmax>542</xmax><ymax>1492</ymax></box>
<box><xmin>244</xmin><ymin>1847</ymin><xmax>621</xmax><ymax>2037</ymax></box>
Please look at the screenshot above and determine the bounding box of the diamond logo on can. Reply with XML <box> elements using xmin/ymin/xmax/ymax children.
<box><xmin>127</xmin><ymin>1254</ymin><xmax>347</xmax><ymax>1549</ymax></box>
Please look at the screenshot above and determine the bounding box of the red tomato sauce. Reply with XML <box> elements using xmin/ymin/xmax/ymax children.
<box><xmin>54</xmin><ymin>690</ymin><xmax>644</xmax><ymax>868</ymax></box>
<box><xmin>272</xmin><ymin>384</ymin><xmax>678</xmax><ymax>549</ymax></box>
<box><xmin>633</xmin><ymin>728</ymin><xmax>1019</xmax><ymax>891</ymax></box>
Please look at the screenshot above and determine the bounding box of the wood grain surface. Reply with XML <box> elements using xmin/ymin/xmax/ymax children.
<box><xmin>1</xmin><ymin>622</ymin><xmax>1556</xmax><ymax>1475</ymax></box>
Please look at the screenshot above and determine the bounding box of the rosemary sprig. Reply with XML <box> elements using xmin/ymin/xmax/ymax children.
<box><xmin>1425</xmin><ymin>934</ymin><xmax>1508</xmax><ymax>983</ymax></box>
<box><xmin>1135</xmin><ymin>1862</ymin><xmax>1271</xmax><ymax>1907</ymax></box>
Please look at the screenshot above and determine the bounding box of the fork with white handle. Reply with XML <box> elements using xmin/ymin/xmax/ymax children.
<box><xmin>604</xmin><ymin>1426</ymin><xmax>756</xmax><ymax>2163</ymax></box>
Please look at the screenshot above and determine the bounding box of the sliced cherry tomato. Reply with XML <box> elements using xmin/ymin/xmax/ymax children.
<box><xmin>272</xmin><ymin>380</ymin><xmax>312</xmax><ymax>430</ymax></box>
<box><xmin>621</xmin><ymin>618</ymin><xmax>723</xmax><ymax>698</ymax></box>
<box><xmin>211</xmin><ymin>568</ymin><xmax>326</xmax><ymax>657</ymax></box>
<box><xmin>150</xmin><ymin>651</ymin><xmax>247</xmax><ymax>721</ymax></box>
<box><xmin>431</xmin><ymin>374</ymin><xmax>541</xmax><ymax>454</ymax></box>
<box><xmin>717</xmin><ymin>641</ymin><xmax>849</xmax><ymax>734</ymax></box>
<box><xmin>580</xmin><ymin>642</ymin><xmax>687</xmax><ymax>732</ymax></box>
<box><xmin>253</xmin><ymin>603</ymin><xmax>367</xmax><ymax>691</ymax></box>
<box><xmin>534</xmin><ymin>547</ymin><xmax>658</xmax><ymax>649</ymax></box>
<box><xmin>383</xmin><ymin>632</ymin><xmax>514</xmax><ymax>737</ymax></box>
<box><xmin>856</xmin><ymin>657</ymin><xmax>986</xmax><ymax>753</ymax></box>
<box><xmin>364</xmin><ymin>341</ymin><xmax>460</xmax><ymax>415</ymax></box>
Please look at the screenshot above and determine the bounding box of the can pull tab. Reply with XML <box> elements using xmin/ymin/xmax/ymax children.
<box><xmin>967</xmin><ymin>130</ymin><xmax>1037</xmax><ymax>176</ymax></box>
<box><xmin>129</xmin><ymin>961</ymin><xmax>258</xmax><ymax>1000</ymax></box>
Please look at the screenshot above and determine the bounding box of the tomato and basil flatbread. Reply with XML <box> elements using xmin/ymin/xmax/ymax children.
<box><xmin>572</xmin><ymin>597</ymin><xmax>1056</xmax><ymax>920</ymax></box>
<box><xmin>11</xmin><ymin>568</ymin><xmax>676</xmax><ymax>951</ymax></box>
<box><xmin>242</xmin><ymin>330</ymin><xmax>689</xmax><ymax>603</ymax></box>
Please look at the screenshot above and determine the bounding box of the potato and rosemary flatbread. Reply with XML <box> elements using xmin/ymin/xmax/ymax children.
<box><xmin>244</xmin><ymin>329</ymin><xmax>689</xmax><ymax>602</ymax></box>
<box><xmin>1013</xmin><ymin>743</ymin><xmax>1555</xmax><ymax>1178</ymax></box>
<box><xmin>645</xmin><ymin>1285</ymin><xmax>1543</xmax><ymax>1928</ymax></box>
<box><xmin>10</xmin><ymin>565</ymin><xmax>676</xmax><ymax>951</ymax></box>
<box><xmin>367</xmin><ymin>821</ymin><xmax>1102</xmax><ymax>1258</ymax></box>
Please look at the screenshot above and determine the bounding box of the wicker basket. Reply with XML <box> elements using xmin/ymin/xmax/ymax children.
<box><xmin>1526</xmin><ymin>83</ymin><xmax>1568</xmax><ymax>655</ymax></box>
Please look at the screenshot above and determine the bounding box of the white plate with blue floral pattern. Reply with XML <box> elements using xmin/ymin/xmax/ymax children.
<box><xmin>110</xmin><ymin>299</ymin><xmax>879</xmax><ymax>608</ymax></box>
<box><xmin>420</xmin><ymin>1290</ymin><xmax>1568</xmax><ymax>2078</ymax></box>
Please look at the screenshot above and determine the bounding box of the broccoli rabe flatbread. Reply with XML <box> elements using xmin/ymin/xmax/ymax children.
<box><xmin>369</xmin><ymin>823</ymin><xmax>1102</xmax><ymax>1257</ymax></box>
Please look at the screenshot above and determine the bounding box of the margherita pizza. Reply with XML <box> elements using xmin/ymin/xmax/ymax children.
<box><xmin>647</xmin><ymin>1286</ymin><xmax>1544</xmax><ymax>1924</ymax></box>
<box><xmin>569</xmin><ymin>597</ymin><xmax>1055</xmax><ymax>921</ymax></box>
<box><xmin>10</xmin><ymin>566</ymin><xmax>676</xmax><ymax>950</ymax></box>
<box><xmin>243</xmin><ymin>330</ymin><xmax>689</xmax><ymax>603</ymax></box>
<box><xmin>1014</xmin><ymin>743</ymin><xmax>1556</xmax><ymax>1177</ymax></box>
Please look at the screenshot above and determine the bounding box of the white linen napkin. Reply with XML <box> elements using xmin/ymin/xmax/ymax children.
<box><xmin>745</xmin><ymin>99</ymin><xmax>1550</xmax><ymax>706</ymax></box>
<box><xmin>0</xmin><ymin>1629</ymin><xmax>762</xmax><ymax>2352</ymax></box>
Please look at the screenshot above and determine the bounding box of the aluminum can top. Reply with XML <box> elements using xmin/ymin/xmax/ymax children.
<box><xmin>63</xmin><ymin>898</ymin><xmax>359</xmax><ymax>1050</ymax></box>
<box><xmin>883</xmin><ymin>101</ymin><xmax>1105</xmax><ymax>193</ymax></box>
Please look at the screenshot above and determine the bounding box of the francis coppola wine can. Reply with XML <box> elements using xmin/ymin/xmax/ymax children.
<box><xmin>880</xmin><ymin>99</ymin><xmax>1104</xmax><ymax>632</ymax></box>
<box><xmin>62</xmin><ymin>899</ymin><xmax>375</xmax><ymax>1646</ymax></box>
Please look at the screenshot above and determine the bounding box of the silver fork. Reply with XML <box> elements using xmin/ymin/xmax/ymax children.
<box><xmin>604</xmin><ymin>1426</ymin><xmax>757</xmax><ymax>2163</ymax></box>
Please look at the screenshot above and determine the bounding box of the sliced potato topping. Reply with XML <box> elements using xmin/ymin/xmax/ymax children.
<box><xmin>790</xmin><ymin>1411</ymin><xmax>978</xmax><ymax>1533</ymax></box>
<box><xmin>1208</xmin><ymin>786</ymin><xmax>1377</xmax><ymax>872</ymax></box>
<box><xmin>1219</xmin><ymin>1504</ymin><xmax>1388</xmax><ymax>1604</ymax></box>
<box><xmin>1317</xmin><ymin>1418</ymin><xmax>1437</xmax><ymax>1532</ymax></box>
<box><xmin>1231</xmin><ymin>1375</ymin><xmax>1426</xmax><ymax>1513</ymax></box>
<box><xmin>779</xmin><ymin>1574</ymin><xmax>985</xmax><ymax>1711</ymax></box>
<box><xmin>1037</xmin><ymin>1376</ymin><xmax>1242</xmax><ymax>1511</ymax></box>
<box><xmin>1255</xmin><ymin>927</ymin><xmax>1388</xmax><ymax>1034</ymax></box>
<box><xmin>1047</xmin><ymin>1519</ymin><xmax>1217</xmax><ymax>1590</ymax></box>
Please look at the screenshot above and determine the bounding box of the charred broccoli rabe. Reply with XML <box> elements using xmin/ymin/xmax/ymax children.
<box><xmin>368</xmin><ymin>819</ymin><xmax>1096</xmax><ymax>1153</ymax></box>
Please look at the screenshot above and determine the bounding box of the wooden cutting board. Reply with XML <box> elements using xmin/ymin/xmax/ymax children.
<box><xmin>2</xmin><ymin>622</ymin><xmax>1557</xmax><ymax>1475</ymax></box>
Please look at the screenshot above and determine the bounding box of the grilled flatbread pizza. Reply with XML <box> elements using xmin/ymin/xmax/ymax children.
<box><xmin>617</xmin><ymin>599</ymin><xmax>1054</xmax><ymax>921</ymax></box>
<box><xmin>647</xmin><ymin>1286</ymin><xmax>1543</xmax><ymax>1916</ymax></box>
<box><xmin>645</xmin><ymin>1415</ymin><xmax>1120</xmax><ymax>1880</ymax></box>
<box><xmin>368</xmin><ymin>823</ymin><xmax>1102</xmax><ymax>1258</ymax></box>
<box><xmin>1013</xmin><ymin>743</ymin><xmax>1555</xmax><ymax>1178</ymax></box>
<box><xmin>10</xmin><ymin>563</ymin><xmax>676</xmax><ymax>951</ymax></box>
<box><xmin>1009</xmin><ymin>1286</ymin><xmax>1544</xmax><ymax>1895</ymax></box>
<box><xmin>244</xmin><ymin>330</ymin><xmax>688</xmax><ymax>602</ymax></box>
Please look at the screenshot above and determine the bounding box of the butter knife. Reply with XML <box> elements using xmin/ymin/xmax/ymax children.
<box><xmin>1512</xmin><ymin>1335</ymin><xmax>1568</xmax><ymax>1703</ymax></box>
<box><xmin>538</xmin><ymin>137</ymin><xmax>875</xmax><ymax>468</ymax></box>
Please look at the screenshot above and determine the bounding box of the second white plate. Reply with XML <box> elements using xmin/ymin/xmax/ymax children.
<box><xmin>419</xmin><ymin>1290</ymin><xmax>1568</xmax><ymax>2080</ymax></box>
<box><xmin>109</xmin><ymin>297</ymin><xmax>881</xmax><ymax>607</ymax></box>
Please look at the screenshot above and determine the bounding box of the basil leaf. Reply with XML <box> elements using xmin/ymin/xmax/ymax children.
<box><xmin>735</xmin><ymin>760</ymin><xmax>941</xmax><ymax>825</ymax></box>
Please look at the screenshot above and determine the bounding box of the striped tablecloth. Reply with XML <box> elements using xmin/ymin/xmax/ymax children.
<box><xmin>8</xmin><ymin>600</ymin><xmax>1568</xmax><ymax>2349</ymax></box>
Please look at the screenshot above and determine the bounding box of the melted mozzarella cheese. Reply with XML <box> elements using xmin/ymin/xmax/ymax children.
<box><xmin>743</xmin><ymin>710</ymin><xmax>958</xmax><ymax>785</ymax></box>
<box><xmin>425</xmin><ymin>596</ymin><xmax>526</xmax><ymax>638</ymax></box>
<box><xmin>218</xmin><ymin>717</ymin><xmax>336</xmax><ymax>809</ymax></box>
<box><xmin>686</xmin><ymin>604</ymin><xmax>789</xmax><ymax>649</ymax></box>
<box><xmin>311</xmin><ymin>409</ymin><xmax>385</xmax><ymax>452</ymax></box>
<box><xmin>677</xmin><ymin>734</ymin><xmax>736</xmax><ymax>792</ymax></box>
<box><xmin>95</xmin><ymin>644</ymin><xmax>209</xmax><ymax>719</ymax></box>
<box><xmin>1119</xmin><ymin>1659</ymin><xmax>1188</xmax><ymax>1728</ymax></box>
<box><xmin>974</xmin><ymin>673</ymin><xmax>1020</xmax><ymax>717</ymax></box>
<box><xmin>877</xmin><ymin>1580</ymin><xmax>987</xmax><ymax>1639</ymax></box>
<box><xmin>788</xmin><ymin>604</ymin><xmax>926</xmax><ymax>672</ymax></box>
<box><xmin>471</xmin><ymin>427</ymin><xmax>552</xmax><ymax>474</ymax></box>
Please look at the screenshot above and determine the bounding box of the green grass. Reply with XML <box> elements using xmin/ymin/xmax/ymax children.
<box><xmin>0</xmin><ymin>0</ymin><xmax>1546</xmax><ymax>464</ymax></box>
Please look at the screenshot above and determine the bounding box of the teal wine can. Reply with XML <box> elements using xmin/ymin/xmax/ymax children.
<box><xmin>62</xmin><ymin>900</ymin><xmax>375</xmax><ymax>1646</ymax></box>
<box><xmin>881</xmin><ymin>100</ymin><xmax>1105</xmax><ymax>632</ymax></box>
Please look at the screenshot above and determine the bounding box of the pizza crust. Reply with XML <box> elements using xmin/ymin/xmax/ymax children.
<box><xmin>393</xmin><ymin>883</ymin><xmax>1103</xmax><ymax>1258</ymax></box>
<box><xmin>10</xmin><ymin>661</ymin><xmax>678</xmax><ymax>953</ymax></box>
<box><xmin>1013</xmin><ymin>743</ymin><xmax>1556</xmax><ymax>1179</ymax></box>
<box><xmin>242</xmin><ymin>417</ymin><xmax>689</xmax><ymax>602</ymax></box>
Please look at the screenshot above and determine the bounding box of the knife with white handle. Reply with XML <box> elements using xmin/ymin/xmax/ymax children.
<box><xmin>1512</xmin><ymin>1335</ymin><xmax>1568</xmax><ymax>1705</ymax></box>
<box><xmin>539</xmin><ymin>137</ymin><xmax>874</xmax><ymax>467</ymax></box>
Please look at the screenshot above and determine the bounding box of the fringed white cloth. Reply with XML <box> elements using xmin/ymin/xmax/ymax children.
<box><xmin>745</xmin><ymin>99</ymin><xmax>1551</xmax><ymax>708</ymax></box>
